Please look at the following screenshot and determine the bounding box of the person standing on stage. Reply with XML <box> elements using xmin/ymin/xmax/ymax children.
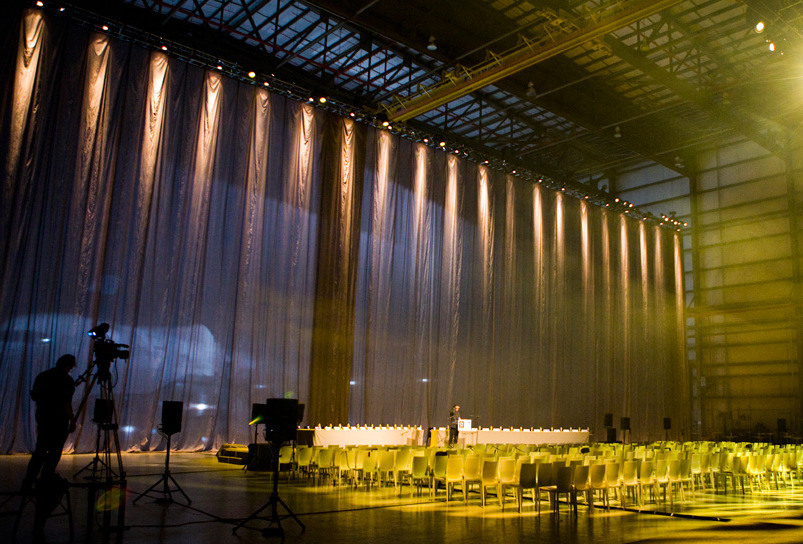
<box><xmin>448</xmin><ymin>404</ymin><xmax>461</xmax><ymax>446</ymax></box>
<box><xmin>22</xmin><ymin>354</ymin><xmax>78</xmax><ymax>490</ymax></box>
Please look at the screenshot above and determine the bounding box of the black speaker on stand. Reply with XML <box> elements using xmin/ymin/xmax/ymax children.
<box><xmin>663</xmin><ymin>417</ymin><xmax>672</xmax><ymax>442</ymax></box>
<box><xmin>620</xmin><ymin>417</ymin><xmax>630</xmax><ymax>444</ymax></box>
<box><xmin>234</xmin><ymin>398</ymin><xmax>305</xmax><ymax>538</ymax></box>
<box><xmin>134</xmin><ymin>401</ymin><xmax>190</xmax><ymax>504</ymax></box>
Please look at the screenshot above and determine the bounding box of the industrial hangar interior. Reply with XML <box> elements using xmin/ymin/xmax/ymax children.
<box><xmin>3</xmin><ymin>0</ymin><xmax>803</xmax><ymax>543</ymax></box>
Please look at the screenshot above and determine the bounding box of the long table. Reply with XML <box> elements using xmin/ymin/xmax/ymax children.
<box><xmin>431</xmin><ymin>427</ymin><xmax>590</xmax><ymax>447</ymax></box>
<box><xmin>296</xmin><ymin>426</ymin><xmax>424</xmax><ymax>447</ymax></box>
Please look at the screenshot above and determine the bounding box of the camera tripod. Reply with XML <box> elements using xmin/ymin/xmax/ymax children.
<box><xmin>72</xmin><ymin>361</ymin><xmax>128</xmax><ymax>536</ymax></box>
<box><xmin>232</xmin><ymin>441</ymin><xmax>305</xmax><ymax>538</ymax></box>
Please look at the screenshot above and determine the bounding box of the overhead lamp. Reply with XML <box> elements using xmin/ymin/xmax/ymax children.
<box><xmin>427</xmin><ymin>35</ymin><xmax>438</xmax><ymax>51</ymax></box>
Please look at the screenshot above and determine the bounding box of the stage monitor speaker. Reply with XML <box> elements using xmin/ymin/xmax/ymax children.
<box><xmin>93</xmin><ymin>398</ymin><xmax>114</xmax><ymax>424</ymax></box>
<box><xmin>251</xmin><ymin>403</ymin><xmax>268</xmax><ymax>423</ymax></box>
<box><xmin>663</xmin><ymin>417</ymin><xmax>672</xmax><ymax>430</ymax></box>
<box><xmin>264</xmin><ymin>398</ymin><xmax>299</xmax><ymax>443</ymax></box>
<box><xmin>162</xmin><ymin>400</ymin><xmax>183</xmax><ymax>435</ymax></box>
<box><xmin>778</xmin><ymin>418</ymin><xmax>787</xmax><ymax>433</ymax></box>
<box><xmin>603</xmin><ymin>413</ymin><xmax>613</xmax><ymax>427</ymax></box>
<box><xmin>620</xmin><ymin>417</ymin><xmax>630</xmax><ymax>431</ymax></box>
<box><xmin>606</xmin><ymin>427</ymin><xmax>617</xmax><ymax>443</ymax></box>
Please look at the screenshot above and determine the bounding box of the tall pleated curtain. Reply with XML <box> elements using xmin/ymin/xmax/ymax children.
<box><xmin>0</xmin><ymin>8</ymin><xmax>687</xmax><ymax>453</ymax></box>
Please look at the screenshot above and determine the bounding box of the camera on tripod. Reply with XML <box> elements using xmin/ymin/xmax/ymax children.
<box><xmin>86</xmin><ymin>323</ymin><xmax>129</xmax><ymax>380</ymax></box>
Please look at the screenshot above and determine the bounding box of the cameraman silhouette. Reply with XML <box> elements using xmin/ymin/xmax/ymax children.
<box><xmin>22</xmin><ymin>354</ymin><xmax>77</xmax><ymax>490</ymax></box>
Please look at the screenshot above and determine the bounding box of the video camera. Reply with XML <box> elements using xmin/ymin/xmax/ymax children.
<box><xmin>86</xmin><ymin>323</ymin><xmax>129</xmax><ymax>380</ymax></box>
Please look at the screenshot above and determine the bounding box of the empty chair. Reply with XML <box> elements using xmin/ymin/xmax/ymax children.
<box><xmin>295</xmin><ymin>446</ymin><xmax>314</xmax><ymax>479</ymax></box>
<box><xmin>480</xmin><ymin>459</ymin><xmax>501</xmax><ymax>507</ymax></box>
<box><xmin>666</xmin><ymin>459</ymin><xmax>684</xmax><ymax>502</ymax></box>
<box><xmin>588</xmin><ymin>463</ymin><xmax>607</xmax><ymax>508</ymax></box>
<box><xmin>315</xmin><ymin>447</ymin><xmax>336</xmax><ymax>484</ymax></box>
<box><xmin>534</xmin><ymin>461</ymin><xmax>554</xmax><ymax>514</ymax></box>
<box><xmin>620</xmin><ymin>460</ymin><xmax>639</xmax><ymax>507</ymax></box>
<box><xmin>637</xmin><ymin>460</ymin><xmax>655</xmax><ymax>506</ymax></box>
<box><xmin>654</xmin><ymin>459</ymin><xmax>670</xmax><ymax>502</ymax></box>
<box><xmin>377</xmin><ymin>450</ymin><xmax>397</xmax><ymax>486</ymax></box>
<box><xmin>444</xmin><ymin>454</ymin><xmax>465</xmax><ymax>501</ymax></box>
<box><xmin>409</xmin><ymin>455</ymin><xmax>429</xmax><ymax>496</ymax></box>
<box><xmin>462</xmin><ymin>454</ymin><xmax>483</xmax><ymax>501</ymax></box>
<box><xmin>498</xmin><ymin>457</ymin><xmax>518</xmax><ymax>509</ymax></box>
<box><xmin>545</xmin><ymin>465</ymin><xmax>576</xmax><ymax>514</ymax></box>
<box><xmin>572</xmin><ymin>464</ymin><xmax>591</xmax><ymax>510</ymax></box>
<box><xmin>431</xmin><ymin>452</ymin><xmax>449</xmax><ymax>497</ymax></box>
<box><xmin>603</xmin><ymin>462</ymin><xmax>621</xmax><ymax>508</ymax></box>
<box><xmin>515</xmin><ymin>463</ymin><xmax>537</xmax><ymax>512</ymax></box>
<box><xmin>393</xmin><ymin>448</ymin><xmax>414</xmax><ymax>490</ymax></box>
<box><xmin>361</xmin><ymin>452</ymin><xmax>379</xmax><ymax>487</ymax></box>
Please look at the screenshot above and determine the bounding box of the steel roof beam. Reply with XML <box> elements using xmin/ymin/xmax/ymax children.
<box><xmin>388</xmin><ymin>0</ymin><xmax>685</xmax><ymax>122</ymax></box>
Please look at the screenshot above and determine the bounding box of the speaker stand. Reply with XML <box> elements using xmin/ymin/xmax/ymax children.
<box><xmin>133</xmin><ymin>433</ymin><xmax>190</xmax><ymax>505</ymax></box>
<box><xmin>233</xmin><ymin>442</ymin><xmax>304</xmax><ymax>538</ymax></box>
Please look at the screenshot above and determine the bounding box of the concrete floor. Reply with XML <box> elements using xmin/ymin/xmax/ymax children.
<box><xmin>3</xmin><ymin>452</ymin><xmax>803</xmax><ymax>543</ymax></box>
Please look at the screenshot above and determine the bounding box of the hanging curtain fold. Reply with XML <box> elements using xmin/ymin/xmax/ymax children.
<box><xmin>0</xmin><ymin>9</ymin><xmax>686</xmax><ymax>453</ymax></box>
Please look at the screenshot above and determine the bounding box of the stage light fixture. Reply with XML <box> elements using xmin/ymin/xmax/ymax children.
<box><xmin>161</xmin><ymin>45</ymin><xmax>168</xmax><ymax>51</ymax></box>
<box><xmin>263</xmin><ymin>81</ymin><xmax>269</xmax><ymax>87</ymax></box>
<box><xmin>768</xmin><ymin>41</ymin><xmax>776</xmax><ymax>52</ymax></box>
<box><xmin>755</xmin><ymin>20</ymin><xmax>765</xmax><ymax>33</ymax></box>
<box><xmin>318</xmin><ymin>96</ymin><xmax>326</xmax><ymax>103</ymax></box>
<box><xmin>216</xmin><ymin>64</ymin><xmax>223</xmax><ymax>70</ymax></box>
<box><xmin>423</xmin><ymin>137</ymin><xmax>429</xmax><ymax>143</ymax></box>
<box><xmin>427</xmin><ymin>35</ymin><xmax>437</xmax><ymax>51</ymax></box>
<box><xmin>59</xmin><ymin>6</ymin><xmax>65</xmax><ymax>11</ymax></box>
<box><xmin>36</xmin><ymin>1</ymin><xmax>43</xmax><ymax>6</ymax></box>
<box><xmin>439</xmin><ymin>141</ymin><xmax>446</xmax><ymax>147</ymax></box>
<box><xmin>349</xmin><ymin>111</ymin><xmax>355</xmax><ymax>117</ymax></box>
<box><xmin>102</xmin><ymin>24</ymin><xmax>109</xmax><ymax>31</ymax></box>
<box><xmin>247</xmin><ymin>71</ymin><xmax>256</xmax><ymax>78</ymax></box>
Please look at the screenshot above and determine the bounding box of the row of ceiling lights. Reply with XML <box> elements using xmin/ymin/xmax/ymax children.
<box><xmin>33</xmin><ymin>0</ymin><xmax>687</xmax><ymax>232</ymax></box>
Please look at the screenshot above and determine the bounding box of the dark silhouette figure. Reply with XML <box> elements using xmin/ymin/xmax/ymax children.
<box><xmin>448</xmin><ymin>404</ymin><xmax>460</xmax><ymax>446</ymax></box>
<box><xmin>22</xmin><ymin>354</ymin><xmax>77</xmax><ymax>490</ymax></box>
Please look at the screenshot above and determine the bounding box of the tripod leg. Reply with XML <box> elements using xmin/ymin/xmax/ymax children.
<box><xmin>275</xmin><ymin>495</ymin><xmax>306</xmax><ymax>530</ymax></box>
<box><xmin>133</xmin><ymin>475</ymin><xmax>167</xmax><ymax>503</ymax></box>
<box><xmin>168</xmin><ymin>474</ymin><xmax>192</xmax><ymax>504</ymax></box>
<box><xmin>232</xmin><ymin>497</ymin><xmax>276</xmax><ymax>534</ymax></box>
